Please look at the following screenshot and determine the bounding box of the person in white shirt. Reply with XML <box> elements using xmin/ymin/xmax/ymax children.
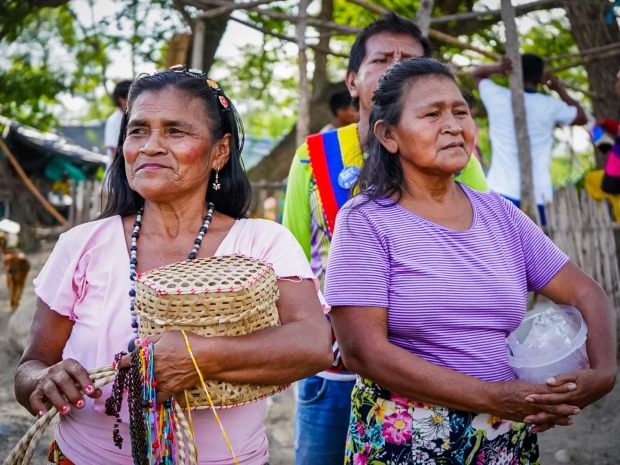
<box><xmin>104</xmin><ymin>80</ymin><xmax>132</xmax><ymax>169</ymax></box>
<box><xmin>472</xmin><ymin>54</ymin><xmax>587</xmax><ymax>224</ymax></box>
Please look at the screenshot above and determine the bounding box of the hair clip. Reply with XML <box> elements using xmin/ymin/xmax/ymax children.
<box><xmin>168</xmin><ymin>65</ymin><xmax>230</xmax><ymax>111</ymax></box>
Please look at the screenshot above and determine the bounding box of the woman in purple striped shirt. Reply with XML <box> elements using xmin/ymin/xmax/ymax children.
<box><xmin>324</xmin><ymin>58</ymin><xmax>616</xmax><ymax>465</ymax></box>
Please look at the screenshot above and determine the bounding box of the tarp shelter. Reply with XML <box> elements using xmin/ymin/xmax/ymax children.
<box><xmin>0</xmin><ymin>115</ymin><xmax>107</xmax><ymax>182</ymax></box>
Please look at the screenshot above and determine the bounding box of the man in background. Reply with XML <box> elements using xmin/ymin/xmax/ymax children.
<box><xmin>472</xmin><ymin>53</ymin><xmax>587</xmax><ymax>224</ymax></box>
<box><xmin>321</xmin><ymin>89</ymin><xmax>359</xmax><ymax>132</ymax></box>
<box><xmin>104</xmin><ymin>80</ymin><xmax>132</xmax><ymax>168</ymax></box>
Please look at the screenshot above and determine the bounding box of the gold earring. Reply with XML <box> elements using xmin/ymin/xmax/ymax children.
<box><xmin>212</xmin><ymin>169</ymin><xmax>221</xmax><ymax>191</ymax></box>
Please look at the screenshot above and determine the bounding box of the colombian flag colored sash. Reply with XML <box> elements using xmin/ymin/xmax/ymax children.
<box><xmin>307</xmin><ymin>124</ymin><xmax>363</xmax><ymax>234</ymax></box>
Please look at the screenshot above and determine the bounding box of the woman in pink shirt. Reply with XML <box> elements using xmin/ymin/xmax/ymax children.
<box><xmin>14</xmin><ymin>67</ymin><xmax>332</xmax><ymax>465</ymax></box>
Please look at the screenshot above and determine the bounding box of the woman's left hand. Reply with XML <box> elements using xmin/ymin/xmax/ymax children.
<box><xmin>120</xmin><ymin>331</ymin><xmax>203</xmax><ymax>404</ymax></box>
<box><xmin>522</xmin><ymin>369</ymin><xmax>616</xmax><ymax>432</ymax></box>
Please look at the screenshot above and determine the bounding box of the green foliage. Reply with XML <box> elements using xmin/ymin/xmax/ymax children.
<box><xmin>0</xmin><ymin>0</ymin><xmax>186</xmax><ymax>129</ymax></box>
<box><xmin>212</xmin><ymin>32</ymin><xmax>299</xmax><ymax>138</ymax></box>
<box><xmin>0</xmin><ymin>5</ymin><xmax>75</xmax><ymax>129</ymax></box>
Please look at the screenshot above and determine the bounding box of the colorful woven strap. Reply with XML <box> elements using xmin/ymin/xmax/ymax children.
<box><xmin>307</xmin><ymin>124</ymin><xmax>363</xmax><ymax>233</ymax></box>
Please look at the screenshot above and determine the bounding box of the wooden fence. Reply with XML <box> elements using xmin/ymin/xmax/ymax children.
<box><xmin>545</xmin><ymin>186</ymin><xmax>620</xmax><ymax>355</ymax></box>
<box><xmin>249</xmin><ymin>180</ymin><xmax>287</xmax><ymax>222</ymax></box>
<box><xmin>68</xmin><ymin>179</ymin><xmax>103</xmax><ymax>227</ymax></box>
<box><xmin>546</xmin><ymin>185</ymin><xmax>620</xmax><ymax>308</ymax></box>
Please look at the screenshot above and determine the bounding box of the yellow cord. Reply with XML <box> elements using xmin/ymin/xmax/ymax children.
<box><xmin>181</xmin><ymin>330</ymin><xmax>239</xmax><ymax>465</ymax></box>
<box><xmin>184</xmin><ymin>389</ymin><xmax>198</xmax><ymax>463</ymax></box>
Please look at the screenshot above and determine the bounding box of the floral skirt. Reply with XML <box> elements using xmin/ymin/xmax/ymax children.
<box><xmin>346</xmin><ymin>378</ymin><xmax>540</xmax><ymax>465</ymax></box>
<box><xmin>47</xmin><ymin>441</ymin><xmax>74</xmax><ymax>465</ymax></box>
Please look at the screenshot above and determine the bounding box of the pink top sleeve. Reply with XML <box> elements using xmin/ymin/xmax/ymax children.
<box><xmin>33</xmin><ymin>228</ymin><xmax>89</xmax><ymax>320</ymax></box>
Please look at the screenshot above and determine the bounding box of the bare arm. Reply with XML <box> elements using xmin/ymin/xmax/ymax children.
<box><xmin>330</xmin><ymin>304</ymin><xmax>580</xmax><ymax>427</ymax></box>
<box><xmin>131</xmin><ymin>279</ymin><xmax>333</xmax><ymax>403</ymax></box>
<box><xmin>15</xmin><ymin>299</ymin><xmax>102</xmax><ymax>416</ymax></box>
<box><xmin>542</xmin><ymin>74</ymin><xmax>588</xmax><ymax>125</ymax></box>
<box><xmin>522</xmin><ymin>262</ymin><xmax>616</xmax><ymax>416</ymax></box>
<box><xmin>472</xmin><ymin>56</ymin><xmax>513</xmax><ymax>89</ymax></box>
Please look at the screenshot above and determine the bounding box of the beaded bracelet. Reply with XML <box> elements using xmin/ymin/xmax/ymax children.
<box><xmin>181</xmin><ymin>330</ymin><xmax>239</xmax><ymax>465</ymax></box>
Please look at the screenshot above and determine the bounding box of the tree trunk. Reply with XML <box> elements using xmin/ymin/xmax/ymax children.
<box><xmin>248</xmin><ymin>0</ymin><xmax>339</xmax><ymax>182</ymax></box>
<box><xmin>247</xmin><ymin>81</ymin><xmax>346</xmax><ymax>182</ymax></box>
<box><xmin>501</xmin><ymin>0</ymin><xmax>540</xmax><ymax>226</ymax></box>
<box><xmin>296</xmin><ymin>0</ymin><xmax>311</xmax><ymax>146</ymax></box>
<box><xmin>561</xmin><ymin>0</ymin><xmax>620</xmax><ymax>169</ymax></box>
<box><xmin>172</xmin><ymin>1</ymin><xmax>230</xmax><ymax>75</ymax></box>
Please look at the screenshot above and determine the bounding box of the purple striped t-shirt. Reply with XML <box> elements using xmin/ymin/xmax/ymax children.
<box><xmin>324</xmin><ymin>185</ymin><xmax>569</xmax><ymax>382</ymax></box>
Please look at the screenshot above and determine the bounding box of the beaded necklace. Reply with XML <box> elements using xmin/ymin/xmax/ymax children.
<box><xmin>128</xmin><ymin>202</ymin><xmax>215</xmax><ymax>352</ymax></box>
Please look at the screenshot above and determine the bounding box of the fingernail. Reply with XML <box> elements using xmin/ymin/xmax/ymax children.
<box><xmin>546</xmin><ymin>377</ymin><xmax>556</xmax><ymax>384</ymax></box>
<box><xmin>61</xmin><ymin>405</ymin><xmax>69</xmax><ymax>413</ymax></box>
<box><xmin>76</xmin><ymin>400</ymin><xmax>84</xmax><ymax>408</ymax></box>
<box><xmin>525</xmin><ymin>396</ymin><xmax>535</xmax><ymax>402</ymax></box>
<box><xmin>524</xmin><ymin>419</ymin><xmax>533</xmax><ymax>424</ymax></box>
<box><xmin>38</xmin><ymin>410</ymin><xmax>46</xmax><ymax>417</ymax></box>
<box><xmin>85</xmin><ymin>385</ymin><xmax>94</xmax><ymax>393</ymax></box>
<box><xmin>568</xmin><ymin>419</ymin><xmax>574</xmax><ymax>425</ymax></box>
<box><xmin>573</xmin><ymin>408</ymin><xmax>581</xmax><ymax>415</ymax></box>
<box><xmin>567</xmin><ymin>383</ymin><xmax>577</xmax><ymax>390</ymax></box>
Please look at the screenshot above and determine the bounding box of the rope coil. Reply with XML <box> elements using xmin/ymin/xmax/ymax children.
<box><xmin>3</xmin><ymin>366</ymin><xmax>200</xmax><ymax>465</ymax></box>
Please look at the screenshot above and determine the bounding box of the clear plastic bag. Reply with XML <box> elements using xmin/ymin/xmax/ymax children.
<box><xmin>507</xmin><ymin>305</ymin><xmax>589</xmax><ymax>384</ymax></box>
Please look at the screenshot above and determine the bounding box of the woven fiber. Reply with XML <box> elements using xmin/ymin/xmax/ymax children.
<box><xmin>135</xmin><ymin>254</ymin><xmax>288</xmax><ymax>409</ymax></box>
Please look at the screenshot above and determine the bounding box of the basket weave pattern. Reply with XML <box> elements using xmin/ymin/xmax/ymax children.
<box><xmin>136</xmin><ymin>254</ymin><xmax>288</xmax><ymax>408</ymax></box>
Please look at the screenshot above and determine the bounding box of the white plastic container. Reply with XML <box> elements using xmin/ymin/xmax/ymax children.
<box><xmin>506</xmin><ymin>305</ymin><xmax>589</xmax><ymax>384</ymax></box>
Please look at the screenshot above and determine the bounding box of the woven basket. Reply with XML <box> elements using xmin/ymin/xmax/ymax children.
<box><xmin>136</xmin><ymin>254</ymin><xmax>288</xmax><ymax>409</ymax></box>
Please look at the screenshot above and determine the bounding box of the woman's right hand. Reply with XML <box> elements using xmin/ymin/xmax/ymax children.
<box><xmin>485</xmin><ymin>379</ymin><xmax>581</xmax><ymax>432</ymax></box>
<box><xmin>29</xmin><ymin>359</ymin><xmax>102</xmax><ymax>417</ymax></box>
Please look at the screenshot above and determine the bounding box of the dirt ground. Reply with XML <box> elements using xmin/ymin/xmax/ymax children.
<box><xmin>0</xmin><ymin>243</ymin><xmax>618</xmax><ymax>464</ymax></box>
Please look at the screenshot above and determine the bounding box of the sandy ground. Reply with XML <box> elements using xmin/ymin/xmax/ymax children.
<box><xmin>0</xmin><ymin>243</ymin><xmax>618</xmax><ymax>464</ymax></box>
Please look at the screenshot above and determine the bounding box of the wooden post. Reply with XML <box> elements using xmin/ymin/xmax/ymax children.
<box><xmin>296</xmin><ymin>0</ymin><xmax>311</xmax><ymax>147</ymax></box>
<box><xmin>416</xmin><ymin>0</ymin><xmax>434</xmax><ymax>36</ymax></box>
<box><xmin>500</xmin><ymin>0</ymin><xmax>540</xmax><ymax>226</ymax></box>
<box><xmin>191</xmin><ymin>18</ymin><xmax>206</xmax><ymax>70</ymax></box>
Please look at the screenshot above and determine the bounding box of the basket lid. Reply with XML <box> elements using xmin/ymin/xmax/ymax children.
<box><xmin>136</xmin><ymin>254</ymin><xmax>274</xmax><ymax>296</ymax></box>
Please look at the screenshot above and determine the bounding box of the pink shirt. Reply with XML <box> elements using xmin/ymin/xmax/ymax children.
<box><xmin>34</xmin><ymin>216</ymin><xmax>319</xmax><ymax>465</ymax></box>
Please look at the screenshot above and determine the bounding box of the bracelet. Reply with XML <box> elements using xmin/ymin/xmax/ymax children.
<box><xmin>181</xmin><ymin>330</ymin><xmax>239</xmax><ymax>465</ymax></box>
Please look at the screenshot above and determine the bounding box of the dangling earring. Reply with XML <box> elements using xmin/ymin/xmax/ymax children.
<box><xmin>212</xmin><ymin>169</ymin><xmax>221</xmax><ymax>191</ymax></box>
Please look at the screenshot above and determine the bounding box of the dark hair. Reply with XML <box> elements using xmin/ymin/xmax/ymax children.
<box><xmin>348</xmin><ymin>12</ymin><xmax>432</xmax><ymax>74</ymax></box>
<box><xmin>112</xmin><ymin>80</ymin><xmax>132</xmax><ymax>107</ymax></box>
<box><xmin>522</xmin><ymin>53</ymin><xmax>544</xmax><ymax>84</ymax></box>
<box><xmin>329</xmin><ymin>90</ymin><xmax>354</xmax><ymax>116</ymax></box>
<box><xmin>357</xmin><ymin>58</ymin><xmax>457</xmax><ymax>204</ymax></box>
<box><xmin>100</xmin><ymin>69</ymin><xmax>251</xmax><ymax>219</ymax></box>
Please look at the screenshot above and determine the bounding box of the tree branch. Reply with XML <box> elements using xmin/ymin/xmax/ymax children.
<box><xmin>344</xmin><ymin>0</ymin><xmax>386</xmax><ymax>15</ymax></box>
<box><xmin>173</xmin><ymin>0</ymin><xmax>197</xmax><ymax>27</ymax></box>
<box><xmin>229</xmin><ymin>16</ymin><xmax>349</xmax><ymax>57</ymax></box>
<box><xmin>197</xmin><ymin>0</ymin><xmax>278</xmax><ymax>19</ymax></box>
<box><xmin>543</xmin><ymin>42</ymin><xmax>620</xmax><ymax>62</ymax></box>
<box><xmin>547</xmin><ymin>47</ymin><xmax>620</xmax><ymax>73</ymax></box>
<box><xmin>428</xmin><ymin>29</ymin><xmax>500</xmax><ymax>59</ymax></box>
<box><xmin>431</xmin><ymin>0</ymin><xmax>561</xmax><ymax>24</ymax></box>
<box><xmin>185</xmin><ymin>0</ymin><xmax>361</xmax><ymax>33</ymax></box>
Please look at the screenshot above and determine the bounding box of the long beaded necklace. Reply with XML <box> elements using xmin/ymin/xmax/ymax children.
<box><xmin>128</xmin><ymin>202</ymin><xmax>215</xmax><ymax>352</ymax></box>
<box><xmin>107</xmin><ymin>202</ymin><xmax>215</xmax><ymax>463</ymax></box>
